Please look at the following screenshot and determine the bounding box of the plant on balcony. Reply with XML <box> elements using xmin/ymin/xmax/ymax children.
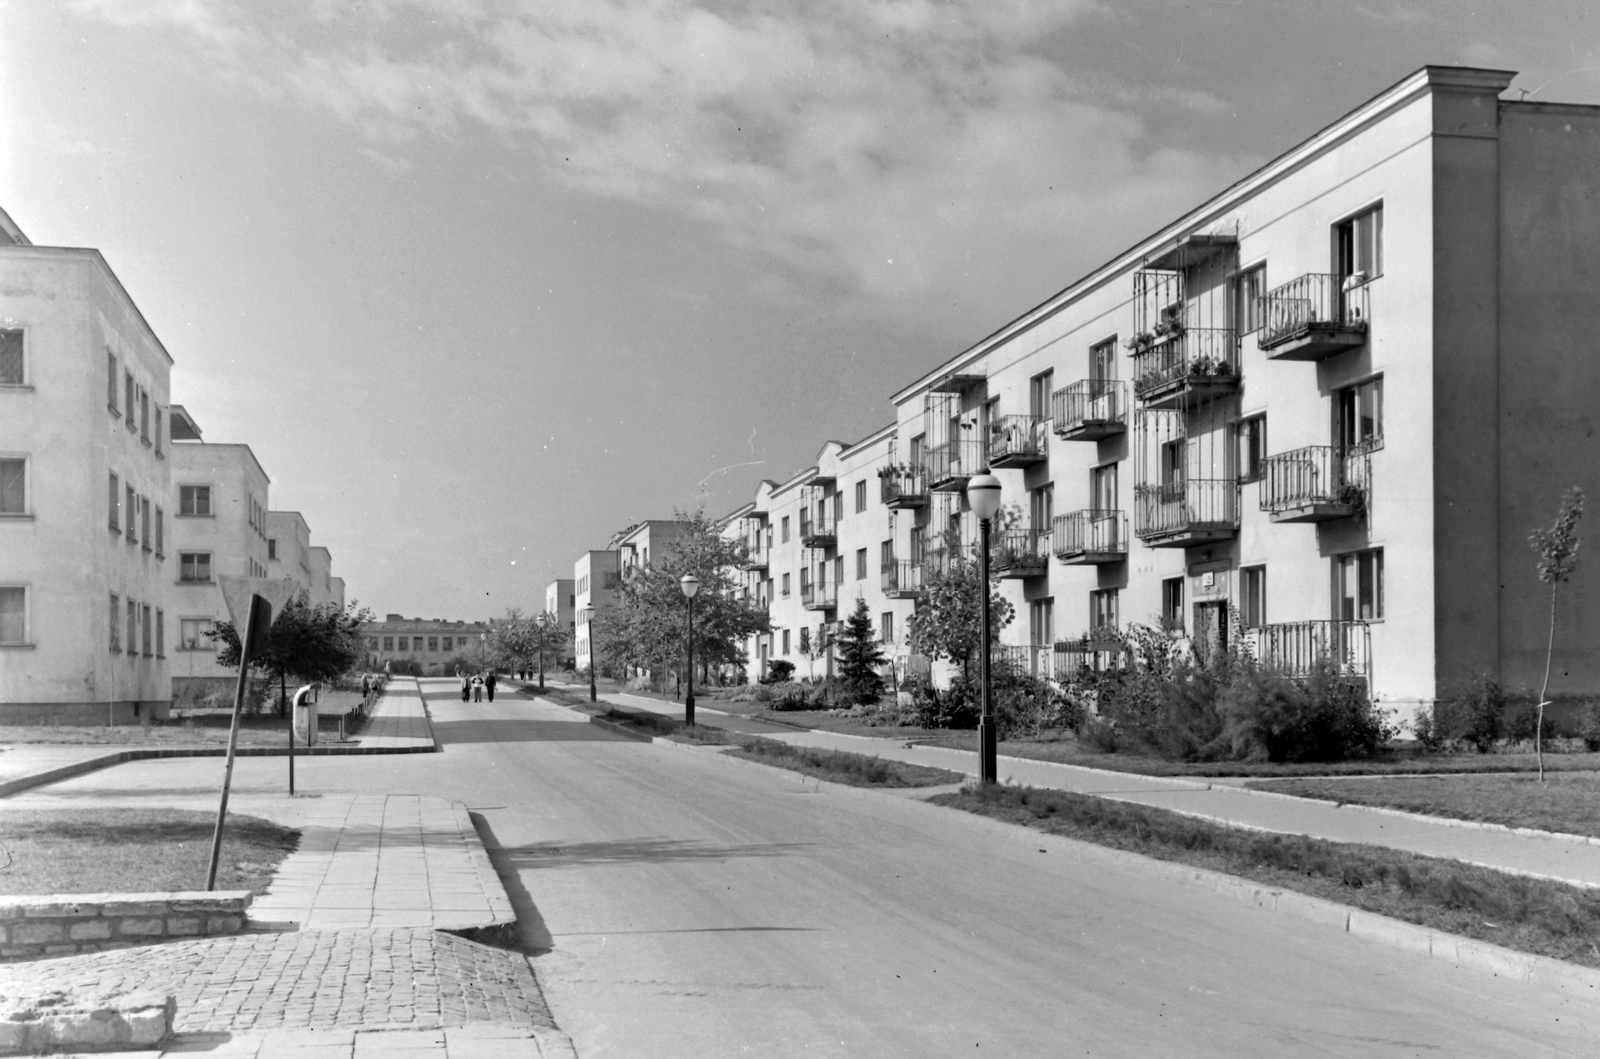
<box><xmin>1335</xmin><ymin>482</ymin><xmax>1368</xmax><ymax>524</ymax></box>
<box><xmin>1186</xmin><ymin>354</ymin><xmax>1234</xmax><ymax>378</ymax></box>
<box><xmin>876</xmin><ymin>461</ymin><xmax>918</xmax><ymax>480</ymax></box>
<box><xmin>1530</xmin><ymin>486</ymin><xmax>1585</xmax><ymax>780</ymax></box>
<box><xmin>1123</xmin><ymin>331</ymin><xmax>1157</xmax><ymax>353</ymax></box>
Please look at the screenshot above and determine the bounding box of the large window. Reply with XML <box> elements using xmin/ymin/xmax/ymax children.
<box><xmin>1339</xmin><ymin>377</ymin><xmax>1383</xmax><ymax>451</ymax></box>
<box><xmin>0</xmin><ymin>457</ymin><xmax>25</xmax><ymax>515</ymax></box>
<box><xmin>428</xmin><ymin>637</ymin><xmax>439</xmax><ymax>652</ymax></box>
<box><xmin>1030</xmin><ymin>370</ymin><xmax>1054</xmax><ymax>420</ymax></box>
<box><xmin>1029</xmin><ymin>599</ymin><xmax>1054</xmax><ymax>647</ymax></box>
<box><xmin>1030</xmin><ymin>483</ymin><xmax>1053</xmax><ymax>531</ymax></box>
<box><xmin>126</xmin><ymin>599</ymin><xmax>137</xmax><ymax>656</ymax></box>
<box><xmin>1090</xmin><ymin>588</ymin><xmax>1118</xmax><ymax>632</ymax></box>
<box><xmin>140</xmin><ymin>496</ymin><xmax>151</xmax><ymax>551</ymax></box>
<box><xmin>782</xmin><ymin>572</ymin><xmax>791</xmax><ymax>598</ymax></box>
<box><xmin>1234</xmin><ymin>264</ymin><xmax>1266</xmax><ymax>335</ymax></box>
<box><xmin>179</xmin><ymin>552</ymin><xmax>212</xmax><ymax>583</ymax></box>
<box><xmin>855</xmin><ymin>480</ymin><xmax>867</xmax><ymax>513</ymax></box>
<box><xmin>880</xmin><ymin>612</ymin><xmax>894</xmax><ymax>644</ymax></box>
<box><xmin>1091</xmin><ymin>463</ymin><xmax>1117</xmax><ymax>513</ymax></box>
<box><xmin>1337</xmin><ymin>548</ymin><xmax>1384</xmax><ymax>621</ymax></box>
<box><xmin>109</xmin><ymin>472</ymin><xmax>120</xmax><ymax>531</ymax></box>
<box><xmin>155</xmin><ymin>609</ymin><xmax>165</xmax><ymax>657</ymax></box>
<box><xmin>110</xmin><ymin>594</ymin><xmax>121</xmax><ymax>652</ymax></box>
<box><xmin>179</xmin><ymin>485</ymin><xmax>212</xmax><ymax>517</ymax></box>
<box><xmin>139</xmin><ymin>389</ymin><xmax>149</xmax><ymax>444</ymax></box>
<box><xmin>383</xmin><ymin>636</ymin><xmax>394</xmax><ymax>651</ymax></box>
<box><xmin>180</xmin><ymin>618</ymin><xmax>213</xmax><ymax>650</ymax></box>
<box><xmin>1337</xmin><ymin>205</ymin><xmax>1383</xmax><ymax>280</ymax></box>
<box><xmin>1236</xmin><ymin>415</ymin><xmax>1266</xmax><ymax>484</ymax></box>
<box><xmin>1161</xmin><ymin>577</ymin><xmax>1184</xmax><ymax>632</ymax></box>
<box><xmin>0</xmin><ymin>330</ymin><xmax>22</xmax><ymax>386</ymax></box>
<box><xmin>1240</xmin><ymin>566</ymin><xmax>1266</xmax><ymax>629</ymax></box>
<box><xmin>0</xmin><ymin>586</ymin><xmax>25</xmax><ymax>644</ymax></box>
<box><xmin>782</xmin><ymin>629</ymin><xmax>791</xmax><ymax>655</ymax></box>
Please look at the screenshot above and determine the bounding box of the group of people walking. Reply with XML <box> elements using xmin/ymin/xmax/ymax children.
<box><xmin>459</xmin><ymin>670</ymin><xmax>497</xmax><ymax>703</ymax></box>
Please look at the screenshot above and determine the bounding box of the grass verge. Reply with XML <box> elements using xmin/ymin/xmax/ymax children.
<box><xmin>1248</xmin><ymin>773</ymin><xmax>1600</xmax><ymax>838</ymax></box>
<box><xmin>0</xmin><ymin>808</ymin><xmax>300</xmax><ymax>896</ymax></box>
<box><xmin>663</xmin><ymin>725</ymin><xmax>960</xmax><ymax>788</ymax></box>
<box><xmin>935</xmin><ymin>783</ymin><xmax>1600</xmax><ymax>967</ymax></box>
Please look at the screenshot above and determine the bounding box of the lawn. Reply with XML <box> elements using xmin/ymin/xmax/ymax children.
<box><xmin>0</xmin><ymin>808</ymin><xmax>300</xmax><ymax>896</ymax></box>
<box><xmin>1248</xmin><ymin>773</ymin><xmax>1600</xmax><ymax>838</ymax></box>
<box><xmin>670</xmin><ymin>726</ymin><xmax>963</xmax><ymax>788</ymax></box>
<box><xmin>937</xmin><ymin>783</ymin><xmax>1600</xmax><ymax>968</ymax></box>
<box><xmin>0</xmin><ymin>691</ymin><xmax>371</xmax><ymax>747</ymax></box>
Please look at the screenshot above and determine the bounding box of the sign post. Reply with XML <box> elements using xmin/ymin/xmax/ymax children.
<box><xmin>206</xmin><ymin>577</ymin><xmax>298</xmax><ymax>891</ymax></box>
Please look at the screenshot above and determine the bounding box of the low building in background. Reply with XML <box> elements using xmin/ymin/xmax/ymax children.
<box><xmin>362</xmin><ymin>614</ymin><xmax>491</xmax><ymax>676</ymax></box>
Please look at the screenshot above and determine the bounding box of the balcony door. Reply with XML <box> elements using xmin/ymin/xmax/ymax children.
<box><xmin>1090</xmin><ymin>464</ymin><xmax>1118</xmax><ymax>549</ymax></box>
<box><xmin>1030</xmin><ymin>484</ymin><xmax>1053</xmax><ymax>534</ymax></box>
<box><xmin>1194</xmin><ymin>600</ymin><xmax>1228</xmax><ymax>660</ymax></box>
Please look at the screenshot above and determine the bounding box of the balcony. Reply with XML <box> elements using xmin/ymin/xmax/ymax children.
<box><xmin>1052</xmin><ymin>380</ymin><xmax>1127</xmax><ymax>441</ymax></box>
<box><xmin>1260</xmin><ymin>445</ymin><xmax>1370</xmax><ymax>523</ymax></box>
<box><xmin>1257</xmin><ymin>274</ymin><xmax>1369</xmax><ymax>361</ymax></box>
<box><xmin>881</xmin><ymin>560</ymin><xmax>924</xmax><ymax>599</ymax></box>
<box><xmin>998</xmin><ymin>644</ymin><xmax>1059</xmax><ymax>682</ymax></box>
<box><xmin>925</xmin><ymin>438</ymin><xmax>985</xmax><ymax>492</ymax></box>
<box><xmin>1250</xmin><ymin>620</ymin><xmax>1371</xmax><ymax>680</ymax></box>
<box><xmin>1053</xmin><ymin>637</ymin><xmax>1129</xmax><ymax>677</ymax></box>
<box><xmin>987</xmin><ymin>415</ymin><xmax>1047</xmax><ymax>468</ymax></box>
<box><xmin>1052</xmin><ymin>510</ymin><xmax>1127</xmax><ymax>565</ymax></box>
<box><xmin>919</xmin><ymin>548</ymin><xmax>955</xmax><ymax>581</ymax></box>
<box><xmin>879</xmin><ymin>466</ymin><xmax>928</xmax><ymax>509</ymax></box>
<box><xmin>991</xmin><ymin>529</ymin><xmax>1050</xmax><ymax>579</ymax></box>
<box><xmin>800</xmin><ymin>580</ymin><xmax>837</xmax><ymax>611</ymax></box>
<box><xmin>1134</xmin><ymin>479</ymin><xmax>1238</xmax><ymax>547</ymax></box>
<box><xmin>799</xmin><ymin>512</ymin><xmax>836</xmax><ymax>549</ymax></box>
<box><xmin>1130</xmin><ymin>327</ymin><xmax>1239</xmax><ymax>409</ymax></box>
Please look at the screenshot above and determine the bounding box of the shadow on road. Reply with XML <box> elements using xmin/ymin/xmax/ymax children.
<box><xmin>501</xmin><ymin>837</ymin><xmax>811</xmax><ymax>868</ymax></box>
<box><xmin>429</xmin><ymin>719</ymin><xmax>631</xmax><ymax>746</ymax></box>
<box><xmin>470</xmin><ymin>812</ymin><xmax>556</xmax><ymax>956</ymax></box>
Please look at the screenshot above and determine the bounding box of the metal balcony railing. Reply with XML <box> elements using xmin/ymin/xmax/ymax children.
<box><xmin>799</xmin><ymin>511</ymin><xmax>836</xmax><ymax>547</ymax></box>
<box><xmin>879</xmin><ymin>466</ymin><xmax>928</xmax><ymax>508</ymax></box>
<box><xmin>800</xmin><ymin>579</ymin><xmax>837</xmax><ymax>610</ymax></box>
<box><xmin>1260</xmin><ymin>445</ymin><xmax>1370</xmax><ymax>521</ymax></box>
<box><xmin>1134</xmin><ymin>479</ymin><xmax>1238</xmax><ymax>543</ymax></box>
<box><xmin>1250</xmin><ymin>620</ymin><xmax>1371</xmax><ymax>680</ymax></box>
<box><xmin>881</xmin><ymin>560</ymin><xmax>924</xmax><ymax>598</ymax></box>
<box><xmin>1052</xmin><ymin>380</ymin><xmax>1127</xmax><ymax>440</ymax></box>
<box><xmin>1052</xmin><ymin>510</ymin><xmax>1127</xmax><ymax>563</ymax></box>
<box><xmin>1257</xmin><ymin>274</ymin><xmax>1369</xmax><ymax>359</ymax></box>
<box><xmin>987</xmin><ymin>415</ymin><xmax>1048</xmax><ymax>468</ymax></box>
<box><xmin>998</xmin><ymin>644</ymin><xmax>1058</xmax><ymax>682</ymax></box>
<box><xmin>1130</xmin><ymin>327</ymin><xmax>1238</xmax><ymax>405</ymax></box>
<box><xmin>1053</xmin><ymin>637</ymin><xmax>1129</xmax><ymax>677</ymax></box>
<box><xmin>991</xmin><ymin>529</ymin><xmax>1050</xmax><ymax>578</ymax></box>
<box><xmin>925</xmin><ymin>438</ymin><xmax>986</xmax><ymax>491</ymax></box>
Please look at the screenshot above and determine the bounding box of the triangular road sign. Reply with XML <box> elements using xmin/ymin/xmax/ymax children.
<box><xmin>218</xmin><ymin>576</ymin><xmax>300</xmax><ymax>631</ymax></box>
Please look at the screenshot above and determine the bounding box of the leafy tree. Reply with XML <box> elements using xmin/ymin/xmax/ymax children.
<box><xmin>591</xmin><ymin>509</ymin><xmax>770</xmax><ymax>687</ymax></box>
<box><xmin>210</xmin><ymin>597</ymin><xmax>374</xmax><ymax>715</ymax></box>
<box><xmin>835</xmin><ymin>597</ymin><xmax>887</xmax><ymax>705</ymax></box>
<box><xmin>1530</xmin><ymin>486</ymin><xmax>1584</xmax><ymax>780</ymax></box>
<box><xmin>797</xmin><ymin>626</ymin><xmax>829</xmax><ymax>682</ymax></box>
<box><xmin>906</xmin><ymin>531</ymin><xmax>1014</xmax><ymax>685</ymax></box>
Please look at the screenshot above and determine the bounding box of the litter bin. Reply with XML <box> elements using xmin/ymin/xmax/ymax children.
<box><xmin>292</xmin><ymin>684</ymin><xmax>319</xmax><ymax>747</ymax></box>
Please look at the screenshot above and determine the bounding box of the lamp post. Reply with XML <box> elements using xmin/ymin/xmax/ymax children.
<box><xmin>680</xmin><ymin>574</ymin><xmax>700</xmax><ymax>727</ymax></box>
<box><xmin>579</xmin><ymin>605</ymin><xmax>597</xmax><ymax>702</ymax></box>
<box><xmin>967</xmin><ymin>472</ymin><xmax>1002</xmax><ymax>785</ymax></box>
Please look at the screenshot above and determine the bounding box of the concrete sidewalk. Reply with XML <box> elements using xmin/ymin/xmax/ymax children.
<box><xmin>573</xmin><ymin>684</ymin><xmax>1600</xmax><ymax>890</ymax></box>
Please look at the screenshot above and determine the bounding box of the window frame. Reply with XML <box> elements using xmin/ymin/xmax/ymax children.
<box><xmin>1090</xmin><ymin>588</ymin><xmax>1119</xmax><ymax>632</ymax></box>
<box><xmin>1240</xmin><ymin>565</ymin><xmax>1267</xmax><ymax>629</ymax></box>
<box><xmin>880</xmin><ymin>611</ymin><xmax>894</xmax><ymax>645</ymax></box>
<box><xmin>1232</xmin><ymin>263</ymin><xmax>1267</xmax><ymax>335</ymax></box>
<box><xmin>109</xmin><ymin>472</ymin><xmax>120</xmax><ymax>532</ymax></box>
<box><xmin>1336</xmin><ymin>547</ymin><xmax>1385</xmax><ymax>622</ymax></box>
<box><xmin>855</xmin><ymin>547</ymin><xmax>868</xmax><ymax>581</ymax></box>
<box><xmin>0</xmin><ymin>454</ymin><xmax>28</xmax><ymax>517</ymax></box>
<box><xmin>1029</xmin><ymin>369</ymin><xmax>1054</xmax><ymax>420</ymax></box>
<box><xmin>1337</xmin><ymin>376</ymin><xmax>1384</xmax><ymax>453</ymax></box>
<box><xmin>179</xmin><ymin>617</ymin><xmax>213</xmax><ymax>651</ymax></box>
<box><xmin>0</xmin><ymin>328</ymin><xmax>26</xmax><ymax>388</ymax></box>
<box><xmin>0</xmin><ymin>583</ymin><xmax>28</xmax><ymax>646</ymax></box>
<box><xmin>855</xmin><ymin>479</ymin><xmax>867</xmax><ymax>513</ymax></box>
<box><xmin>179</xmin><ymin>484</ymin><xmax>214</xmax><ymax>517</ymax></box>
<box><xmin>125</xmin><ymin>371</ymin><xmax>136</xmax><ymax>430</ymax></box>
<box><xmin>1236</xmin><ymin>414</ymin><xmax>1267</xmax><ymax>484</ymax></box>
<box><xmin>1161</xmin><ymin>577</ymin><xmax>1185</xmax><ymax>633</ymax></box>
<box><xmin>179</xmin><ymin>551</ymin><xmax>213</xmax><ymax>584</ymax></box>
<box><xmin>107</xmin><ymin>351</ymin><xmax>120</xmax><ymax>413</ymax></box>
<box><xmin>126</xmin><ymin>485</ymin><xmax>137</xmax><ymax>543</ymax></box>
<box><xmin>1336</xmin><ymin>203</ymin><xmax>1384</xmax><ymax>281</ymax></box>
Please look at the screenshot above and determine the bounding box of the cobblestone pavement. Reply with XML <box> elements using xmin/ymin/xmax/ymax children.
<box><xmin>0</xmin><ymin>928</ymin><xmax>554</xmax><ymax>1034</ymax></box>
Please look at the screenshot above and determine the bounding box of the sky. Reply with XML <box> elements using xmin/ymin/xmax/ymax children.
<box><xmin>2</xmin><ymin>0</ymin><xmax>1597</xmax><ymax>621</ymax></box>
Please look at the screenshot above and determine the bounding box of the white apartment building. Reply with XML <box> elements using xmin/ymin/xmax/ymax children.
<box><xmin>544</xmin><ymin>578</ymin><xmax>576</xmax><ymax>668</ymax></box>
<box><xmin>362</xmin><ymin>615</ymin><xmax>488</xmax><ymax>673</ymax></box>
<box><xmin>573</xmin><ymin>549</ymin><xmax>621</xmax><ymax>673</ymax></box>
<box><xmin>266</xmin><ymin>510</ymin><xmax>314</xmax><ymax>598</ymax></box>
<box><xmin>0</xmin><ymin>208</ymin><xmax>175</xmax><ymax>721</ymax></box>
<box><xmin>168</xmin><ymin>408</ymin><xmax>272</xmax><ymax>699</ymax></box>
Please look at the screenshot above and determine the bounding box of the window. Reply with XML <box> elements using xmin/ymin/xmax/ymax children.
<box><xmin>1029</xmin><ymin>599</ymin><xmax>1054</xmax><ymax>647</ymax></box>
<box><xmin>155</xmin><ymin>609</ymin><xmax>165</xmax><ymax>657</ymax></box>
<box><xmin>428</xmin><ymin>637</ymin><xmax>439</xmax><ymax>652</ymax></box>
<box><xmin>109</xmin><ymin>473</ymin><xmax>120</xmax><ymax>531</ymax></box>
<box><xmin>1091</xmin><ymin>464</ymin><xmax>1117</xmax><ymax>513</ymax></box>
<box><xmin>141</xmin><ymin>604</ymin><xmax>152</xmax><ymax>656</ymax></box>
<box><xmin>442</xmin><ymin>636</ymin><xmax>453</xmax><ymax>652</ymax></box>
<box><xmin>832</xmin><ymin>491</ymin><xmax>843</xmax><ymax>523</ymax></box>
<box><xmin>1337</xmin><ymin>205</ymin><xmax>1383</xmax><ymax>280</ymax></box>
<box><xmin>383</xmin><ymin>636</ymin><xmax>394</xmax><ymax>651</ymax></box>
<box><xmin>856</xmin><ymin>548</ymin><xmax>868</xmax><ymax>580</ymax></box>
<box><xmin>782</xmin><ymin>572</ymin><xmax>791</xmax><ymax>597</ymax></box>
<box><xmin>781</xmin><ymin>516</ymin><xmax>790</xmax><ymax>543</ymax></box>
<box><xmin>155</xmin><ymin>507</ymin><xmax>164</xmax><ymax>556</ymax></box>
<box><xmin>1240</xmin><ymin>566</ymin><xmax>1266</xmax><ymax>629</ymax></box>
<box><xmin>880</xmin><ymin>612</ymin><xmax>894</xmax><ymax>644</ymax></box>
<box><xmin>126</xmin><ymin>599</ymin><xmax>137</xmax><ymax>656</ymax></box>
<box><xmin>910</xmin><ymin>433</ymin><xmax>925</xmax><ymax>469</ymax></box>
<box><xmin>180</xmin><ymin>485</ymin><xmax>212</xmax><ymax>516</ymax></box>
<box><xmin>1162</xmin><ymin>577</ymin><xmax>1184</xmax><ymax>632</ymax></box>
<box><xmin>1160</xmin><ymin>440</ymin><xmax>1184</xmax><ymax>493</ymax></box>
<box><xmin>1337</xmin><ymin>548</ymin><xmax>1384</xmax><ymax>621</ymax></box>
<box><xmin>833</xmin><ymin>555</ymin><xmax>845</xmax><ymax>586</ymax></box>
<box><xmin>1030</xmin><ymin>370</ymin><xmax>1054</xmax><ymax>420</ymax></box>
<box><xmin>414</xmin><ymin>637</ymin><xmax>425</xmax><ymax>651</ymax></box>
<box><xmin>268</xmin><ymin>538</ymin><xmax>277</xmax><ymax>561</ymax></box>
<box><xmin>880</xmin><ymin>539</ymin><xmax>894</xmax><ymax>568</ymax></box>
<box><xmin>782</xmin><ymin>629</ymin><xmax>791</xmax><ymax>655</ymax></box>
<box><xmin>125</xmin><ymin>371</ymin><xmax>135</xmax><ymax>428</ymax></box>
<box><xmin>154</xmin><ymin>409</ymin><xmax>163</xmax><ymax>457</ymax></box>
<box><xmin>1234</xmin><ymin>264</ymin><xmax>1266</xmax><ymax>335</ymax></box>
<box><xmin>0</xmin><ymin>457</ymin><xmax>25</xmax><ymax>515</ymax></box>
<box><xmin>140</xmin><ymin>496</ymin><xmax>151</xmax><ymax>551</ymax></box>
<box><xmin>180</xmin><ymin>618</ymin><xmax>212</xmax><ymax>650</ymax></box>
<box><xmin>179</xmin><ymin>552</ymin><xmax>212</xmax><ymax>583</ymax></box>
<box><xmin>126</xmin><ymin>485</ymin><xmax>137</xmax><ymax>542</ymax></box>
<box><xmin>0</xmin><ymin>586</ymin><xmax>25</xmax><ymax>644</ymax></box>
<box><xmin>108</xmin><ymin>352</ymin><xmax>119</xmax><ymax>412</ymax></box>
<box><xmin>1030</xmin><ymin>483</ymin><xmax>1053</xmax><ymax>531</ymax></box>
<box><xmin>139</xmin><ymin>389</ymin><xmax>149</xmax><ymax>443</ymax></box>
<box><xmin>1090</xmin><ymin>588</ymin><xmax>1119</xmax><ymax>632</ymax></box>
<box><xmin>1090</xmin><ymin>337</ymin><xmax>1117</xmax><ymax>382</ymax></box>
<box><xmin>1236</xmin><ymin>415</ymin><xmax>1266</xmax><ymax>484</ymax></box>
<box><xmin>0</xmin><ymin>330</ymin><xmax>22</xmax><ymax>386</ymax></box>
<box><xmin>110</xmin><ymin>594</ymin><xmax>121</xmax><ymax>651</ymax></box>
<box><xmin>1338</xmin><ymin>377</ymin><xmax>1383</xmax><ymax>451</ymax></box>
<box><xmin>855</xmin><ymin>480</ymin><xmax>867</xmax><ymax>513</ymax></box>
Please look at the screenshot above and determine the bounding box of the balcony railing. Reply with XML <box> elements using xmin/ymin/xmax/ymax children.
<box><xmin>1134</xmin><ymin>479</ymin><xmax>1238</xmax><ymax>546</ymax></box>
<box><xmin>998</xmin><ymin>644</ymin><xmax>1058</xmax><ymax>682</ymax></box>
<box><xmin>925</xmin><ymin>438</ymin><xmax>986</xmax><ymax>491</ymax></box>
<box><xmin>1260</xmin><ymin>445</ymin><xmax>1370</xmax><ymax>523</ymax></box>
<box><xmin>1257</xmin><ymin>274</ymin><xmax>1369</xmax><ymax>360</ymax></box>
<box><xmin>800</xmin><ymin>580</ymin><xmax>837</xmax><ymax>611</ymax></box>
<box><xmin>1052</xmin><ymin>380</ymin><xmax>1127</xmax><ymax>441</ymax></box>
<box><xmin>880</xmin><ymin>467</ymin><xmax>928</xmax><ymax>509</ymax></box>
<box><xmin>987</xmin><ymin>415</ymin><xmax>1048</xmax><ymax>468</ymax></box>
<box><xmin>1052</xmin><ymin>510</ymin><xmax>1127</xmax><ymax>564</ymax></box>
<box><xmin>1053</xmin><ymin>637</ymin><xmax>1130</xmax><ymax>677</ymax></box>
<box><xmin>1250</xmin><ymin>620</ymin><xmax>1371</xmax><ymax>680</ymax></box>
<box><xmin>881</xmin><ymin>560</ymin><xmax>924</xmax><ymax>598</ymax></box>
<box><xmin>991</xmin><ymin>529</ymin><xmax>1050</xmax><ymax>579</ymax></box>
<box><xmin>1130</xmin><ymin>327</ymin><xmax>1238</xmax><ymax>408</ymax></box>
<box><xmin>799</xmin><ymin>512</ymin><xmax>836</xmax><ymax>548</ymax></box>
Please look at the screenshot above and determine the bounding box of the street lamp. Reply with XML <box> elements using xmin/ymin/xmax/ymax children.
<box><xmin>967</xmin><ymin>472</ymin><xmax>1002</xmax><ymax>785</ymax></box>
<box><xmin>680</xmin><ymin>573</ymin><xmax>700</xmax><ymax>727</ymax></box>
<box><xmin>579</xmin><ymin>605</ymin><xmax>597</xmax><ymax>702</ymax></box>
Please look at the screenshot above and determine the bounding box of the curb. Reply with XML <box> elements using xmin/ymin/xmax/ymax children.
<box><xmin>450</xmin><ymin>802</ymin><xmax>519</xmax><ymax>930</ymax></box>
<box><xmin>587</xmin><ymin>716</ymin><xmax>660</xmax><ymax>742</ymax></box>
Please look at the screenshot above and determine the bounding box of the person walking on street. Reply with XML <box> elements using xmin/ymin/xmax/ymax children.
<box><xmin>461</xmin><ymin>673</ymin><xmax>470</xmax><ymax>703</ymax></box>
<box><xmin>485</xmin><ymin>671</ymin><xmax>497</xmax><ymax>703</ymax></box>
<box><xmin>472</xmin><ymin>674</ymin><xmax>485</xmax><ymax>703</ymax></box>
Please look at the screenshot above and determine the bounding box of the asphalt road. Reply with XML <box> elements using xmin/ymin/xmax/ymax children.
<box><xmin>10</xmin><ymin>679</ymin><xmax>1597</xmax><ymax>1057</ymax></box>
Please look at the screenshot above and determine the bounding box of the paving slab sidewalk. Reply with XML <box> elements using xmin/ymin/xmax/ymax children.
<box><xmin>568</xmin><ymin>685</ymin><xmax>1600</xmax><ymax>889</ymax></box>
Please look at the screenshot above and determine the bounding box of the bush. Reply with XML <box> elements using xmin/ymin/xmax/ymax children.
<box><xmin>1579</xmin><ymin>700</ymin><xmax>1600</xmax><ymax>752</ymax></box>
<box><xmin>1507</xmin><ymin>699</ymin><xmax>1558</xmax><ymax>744</ymax></box>
<box><xmin>1218</xmin><ymin>662</ymin><xmax>1388</xmax><ymax>763</ymax></box>
<box><xmin>762</xmin><ymin>660</ymin><xmax>796</xmax><ymax>684</ymax></box>
<box><xmin>1433</xmin><ymin>675</ymin><xmax>1508</xmax><ymax>753</ymax></box>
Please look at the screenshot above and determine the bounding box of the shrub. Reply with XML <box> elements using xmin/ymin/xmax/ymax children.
<box><xmin>762</xmin><ymin>660</ymin><xmax>796</xmax><ymax>684</ymax></box>
<box><xmin>1433</xmin><ymin>675</ymin><xmax>1509</xmax><ymax>753</ymax></box>
<box><xmin>1507</xmin><ymin>699</ymin><xmax>1558</xmax><ymax>744</ymax></box>
<box><xmin>1579</xmin><ymin>700</ymin><xmax>1600</xmax><ymax>752</ymax></box>
<box><xmin>1218</xmin><ymin>662</ymin><xmax>1388</xmax><ymax>763</ymax></box>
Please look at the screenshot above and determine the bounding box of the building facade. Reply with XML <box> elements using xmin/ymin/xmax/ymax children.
<box><xmin>544</xmin><ymin>578</ymin><xmax>576</xmax><ymax>668</ymax></box>
<box><xmin>266</xmin><ymin>510</ymin><xmax>314</xmax><ymax>598</ymax></box>
<box><xmin>573</xmin><ymin>550</ymin><xmax>621</xmax><ymax>673</ymax></box>
<box><xmin>362</xmin><ymin>615</ymin><xmax>490</xmax><ymax>674</ymax></box>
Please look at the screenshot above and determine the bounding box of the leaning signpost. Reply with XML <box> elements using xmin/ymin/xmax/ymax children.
<box><xmin>205</xmin><ymin>576</ymin><xmax>299</xmax><ymax>891</ymax></box>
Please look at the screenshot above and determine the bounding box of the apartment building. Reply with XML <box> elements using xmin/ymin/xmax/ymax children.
<box><xmin>544</xmin><ymin>578</ymin><xmax>576</xmax><ymax>668</ymax></box>
<box><xmin>573</xmin><ymin>549</ymin><xmax>621</xmax><ymax>673</ymax></box>
<box><xmin>611</xmin><ymin>520</ymin><xmax>688</xmax><ymax>580</ymax></box>
<box><xmin>266</xmin><ymin>510</ymin><xmax>314</xmax><ymax>597</ymax></box>
<box><xmin>167</xmin><ymin>407</ymin><xmax>272</xmax><ymax>699</ymax></box>
<box><xmin>0</xmin><ymin>207</ymin><xmax>174</xmax><ymax>721</ymax></box>
<box><xmin>362</xmin><ymin>615</ymin><xmax>489</xmax><ymax>672</ymax></box>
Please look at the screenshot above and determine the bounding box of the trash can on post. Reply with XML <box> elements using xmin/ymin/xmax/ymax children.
<box><xmin>292</xmin><ymin>684</ymin><xmax>319</xmax><ymax>748</ymax></box>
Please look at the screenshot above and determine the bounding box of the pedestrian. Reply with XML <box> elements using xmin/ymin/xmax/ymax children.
<box><xmin>472</xmin><ymin>675</ymin><xmax>484</xmax><ymax>703</ymax></box>
<box><xmin>461</xmin><ymin>673</ymin><xmax>470</xmax><ymax>703</ymax></box>
<box><xmin>485</xmin><ymin>671</ymin><xmax>497</xmax><ymax>703</ymax></box>
<box><xmin>360</xmin><ymin>673</ymin><xmax>371</xmax><ymax>697</ymax></box>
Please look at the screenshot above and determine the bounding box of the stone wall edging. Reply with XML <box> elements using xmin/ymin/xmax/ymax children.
<box><xmin>0</xmin><ymin>891</ymin><xmax>252</xmax><ymax>962</ymax></box>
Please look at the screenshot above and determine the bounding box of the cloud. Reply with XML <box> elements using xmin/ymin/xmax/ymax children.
<box><xmin>70</xmin><ymin>0</ymin><xmax>1253</xmax><ymax>323</ymax></box>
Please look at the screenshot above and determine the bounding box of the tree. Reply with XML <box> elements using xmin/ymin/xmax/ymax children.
<box><xmin>210</xmin><ymin>597</ymin><xmax>374</xmax><ymax>715</ymax></box>
<box><xmin>1530</xmin><ymin>486</ymin><xmax>1584</xmax><ymax>780</ymax></box>
<box><xmin>797</xmin><ymin>626</ymin><xmax>827</xmax><ymax>682</ymax></box>
<box><xmin>906</xmin><ymin>532</ymin><xmax>1014</xmax><ymax>685</ymax></box>
<box><xmin>591</xmin><ymin>509</ymin><xmax>770</xmax><ymax>687</ymax></box>
<box><xmin>836</xmin><ymin>597</ymin><xmax>887</xmax><ymax>705</ymax></box>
